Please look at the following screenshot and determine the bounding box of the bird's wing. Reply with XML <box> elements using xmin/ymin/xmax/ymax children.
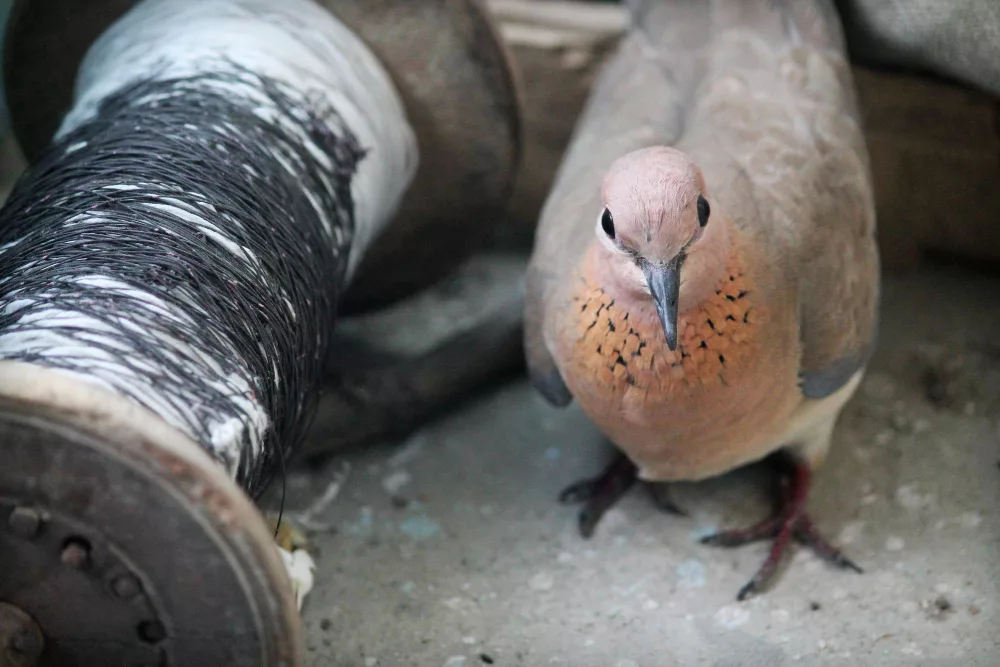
<box><xmin>793</xmin><ymin>147</ymin><xmax>880</xmax><ymax>400</ymax></box>
<box><xmin>673</xmin><ymin>0</ymin><xmax>880</xmax><ymax>399</ymax></box>
<box><xmin>763</xmin><ymin>1</ymin><xmax>881</xmax><ymax>398</ymax></box>
<box><xmin>773</xmin><ymin>1</ymin><xmax>881</xmax><ymax>399</ymax></box>
<box><xmin>524</xmin><ymin>261</ymin><xmax>572</xmax><ymax>406</ymax></box>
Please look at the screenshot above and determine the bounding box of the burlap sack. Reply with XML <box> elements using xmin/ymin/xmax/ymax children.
<box><xmin>837</xmin><ymin>0</ymin><xmax>1000</xmax><ymax>95</ymax></box>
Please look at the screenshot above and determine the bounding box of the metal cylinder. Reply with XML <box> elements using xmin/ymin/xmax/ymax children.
<box><xmin>0</xmin><ymin>1</ymin><xmax>519</xmax><ymax>664</ymax></box>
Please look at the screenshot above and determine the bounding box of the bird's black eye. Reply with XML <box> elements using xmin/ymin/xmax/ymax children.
<box><xmin>601</xmin><ymin>208</ymin><xmax>615</xmax><ymax>239</ymax></box>
<box><xmin>697</xmin><ymin>195</ymin><xmax>710</xmax><ymax>227</ymax></box>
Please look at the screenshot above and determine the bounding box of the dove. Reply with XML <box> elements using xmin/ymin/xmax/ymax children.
<box><xmin>524</xmin><ymin>0</ymin><xmax>879</xmax><ymax>599</ymax></box>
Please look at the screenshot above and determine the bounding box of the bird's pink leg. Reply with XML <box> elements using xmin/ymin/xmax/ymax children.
<box><xmin>559</xmin><ymin>454</ymin><xmax>638</xmax><ymax>538</ymax></box>
<box><xmin>701</xmin><ymin>459</ymin><xmax>862</xmax><ymax>601</ymax></box>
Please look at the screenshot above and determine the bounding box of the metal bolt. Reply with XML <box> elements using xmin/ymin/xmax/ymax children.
<box><xmin>137</xmin><ymin>620</ymin><xmax>166</xmax><ymax>644</ymax></box>
<box><xmin>60</xmin><ymin>538</ymin><xmax>91</xmax><ymax>568</ymax></box>
<box><xmin>111</xmin><ymin>574</ymin><xmax>141</xmax><ymax>599</ymax></box>
<box><xmin>7</xmin><ymin>507</ymin><xmax>41</xmax><ymax>539</ymax></box>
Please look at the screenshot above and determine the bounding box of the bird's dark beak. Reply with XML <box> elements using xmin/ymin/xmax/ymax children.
<box><xmin>642</xmin><ymin>255</ymin><xmax>684</xmax><ymax>351</ymax></box>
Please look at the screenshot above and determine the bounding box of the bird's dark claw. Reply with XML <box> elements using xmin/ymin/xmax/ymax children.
<box><xmin>701</xmin><ymin>457</ymin><xmax>862</xmax><ymax>601</ymax></box>
<box><xmin>558</xmin><ymin>454</ymin><xmax>637</xmax><ymax>538</ymax></box>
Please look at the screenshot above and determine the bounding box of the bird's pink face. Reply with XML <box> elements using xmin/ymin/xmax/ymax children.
<box><xmin>595</xmin><ymin>146</ymin><xmax>712</xmax><ymax>350</ymax></box>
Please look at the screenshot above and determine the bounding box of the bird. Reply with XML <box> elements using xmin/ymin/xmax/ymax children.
<box><xmin>524</xmin><ymin>0</ymin><xmax>879</xmax><ymax>600</ymax></box>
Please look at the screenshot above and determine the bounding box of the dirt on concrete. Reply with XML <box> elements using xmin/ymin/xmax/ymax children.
<box><xmin>278</xmin><ymin>261</ymin><xmax>1000</xmax><ymax>666</ymax></box>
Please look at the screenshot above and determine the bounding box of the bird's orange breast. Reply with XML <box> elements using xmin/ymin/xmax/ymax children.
<box><xmin>553</xmin><ymin>243</ymin><xmax>801</xmax><ymax>481</ymax></box>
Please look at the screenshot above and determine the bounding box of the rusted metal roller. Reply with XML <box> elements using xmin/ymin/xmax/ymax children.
<box><xmin>0</xmin><ymin>1</ymin><xmax>519</xmax><ymax>665</ymax></box>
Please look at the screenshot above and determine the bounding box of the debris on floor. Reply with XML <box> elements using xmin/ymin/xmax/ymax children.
<box><xmin>270</xmin><ymin>263</ymin><xmax>1000</xmax><ymax>665</ymax></box>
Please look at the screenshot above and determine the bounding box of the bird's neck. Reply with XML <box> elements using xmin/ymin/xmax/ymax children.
<box><xmin>677</xmin><ymin>209</ymin><xmax>733</xmax><ymax>314</ymax></box>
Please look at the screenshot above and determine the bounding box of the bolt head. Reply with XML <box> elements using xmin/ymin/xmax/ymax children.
<box><xmin>111</xmin><ymin>575</ymin><xmax>141</xmax><ymax>599</ymax></box>
<box><xmin>137</xmin><ymin>620</ymin><xmax>166</xmax><ymax>644</ymax></box>
<box><xmin>7</xmin><ymin>507</ymin><xmax>41</xmax><ymax>539</ymax></box>
<box><xmin>60</xmin><ymin>538</ymin><xmax>91</xmax><ymax>568</ymax></box>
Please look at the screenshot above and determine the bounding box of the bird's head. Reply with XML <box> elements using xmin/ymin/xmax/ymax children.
<box><xmin>595</xmin><ymin>146</ymin><xmax>714</xmax><ymax>351</ymax></box>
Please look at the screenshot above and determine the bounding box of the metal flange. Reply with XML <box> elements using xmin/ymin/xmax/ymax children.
<box><xmin>2</xmin><ymin>0</ymin><xmax>522</xmax><ymax>312</ymax></box>
<box><xmin>0</xmin><ymin>3</ymin><xmax>521</xmax><ymax>662</ymax></box>
<box><xmin>0</xmin><ymin>362</ymin><xmax>301</xmax><ymax>667</ymax></box>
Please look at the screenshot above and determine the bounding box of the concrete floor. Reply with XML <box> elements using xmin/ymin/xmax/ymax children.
<box><xmin>272</xmin><ymin>263</ymin><xmax>1000</xmax><ymax>667</ymax></box>
<box><xmin>2</xmin><ymin>127</ymin><xmax>997</xmax><ymax>666</ymax></box>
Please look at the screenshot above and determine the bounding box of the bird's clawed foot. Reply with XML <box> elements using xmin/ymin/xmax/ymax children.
<box><xmin>700</xmin><ymin>458</ymin><xmax>862</xmax><ymax>601</ymax></box>
<box><xmin>559</xmin><ymin>454</ymin><xmax>638</xmax><ymax>538</ymax></box>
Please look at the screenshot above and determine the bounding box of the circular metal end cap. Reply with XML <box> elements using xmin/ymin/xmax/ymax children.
<box><xmin>0</xmin><ymin>363</ymin><xmax>302</xmax><ymax>667</ymax></box>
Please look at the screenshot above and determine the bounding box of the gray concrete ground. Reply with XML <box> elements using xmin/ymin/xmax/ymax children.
<box><xmin>2</xmin><ymin>130</ymin><xmax>998</xmax><ymax>666</ymax></box>
<box><xmin>274</xmin><ymin>264</ymin><xmax>1000</xmax><ymax>667</ymax></box>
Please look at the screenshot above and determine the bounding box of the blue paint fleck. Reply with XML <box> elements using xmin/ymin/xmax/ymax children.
<box><xmin>676</xmin><ymin>559</ymin><xmax>706</xmax><ymax>588</ymax></box>
<box><xmin>544</xmin><ymin>447</ymin><xmax>561</xmax><ymax>462</ymax></box>
<box><xmin>400</xmin><ymin>515</ymin><xmax>440</xmax><ymax>540</ymax></box>
<box><xmin>399</xmin><ymin>581</ymin><xmax>417</xmax><ymax>597</ymax></box>
<box><xmin>346</xmin><ymin>507</ymin><xmax>374</xmax><ymax>537</ymax></box>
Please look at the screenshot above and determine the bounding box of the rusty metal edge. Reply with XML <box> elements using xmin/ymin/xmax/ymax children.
<box><xmin>0</xmin><ymin>360</ymin><xmax>303</xmax><ymax>667</ymax></box>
